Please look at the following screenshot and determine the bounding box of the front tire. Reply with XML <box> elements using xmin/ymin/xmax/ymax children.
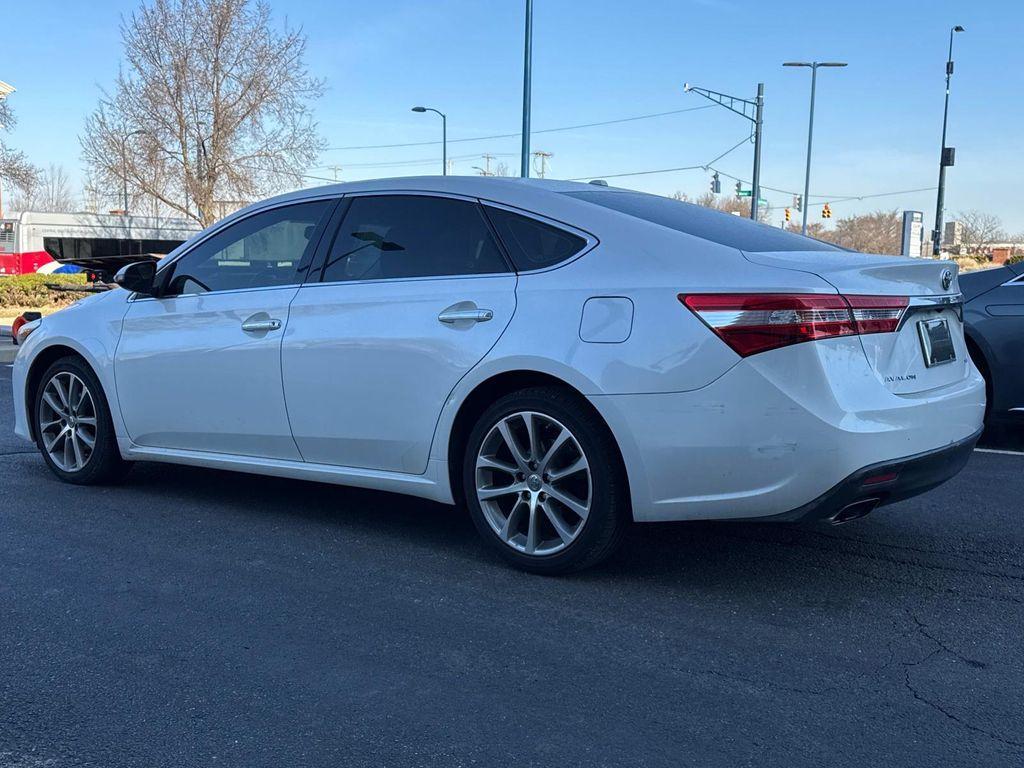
<box><xmin>33</xmin><ymin>356</ymin><xmax>132</xmax><ymax>485</ymax></box>
<box><xmin>463</xmin><ymin>387</ymin><xmax>629</xmax><ymax>574</ymax></box>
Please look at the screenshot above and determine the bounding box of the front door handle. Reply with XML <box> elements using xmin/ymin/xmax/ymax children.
<box><xmin>241</xmin><ymin>317</ymin><xmax>282</xmax><ymax>333</ymax></box>
<box><xmin>438</xmin><ymin>308</ymin><xmax>494</xmax><ymax>324</ymax></box>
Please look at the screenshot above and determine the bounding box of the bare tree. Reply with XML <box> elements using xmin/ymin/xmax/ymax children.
<box><xmin>829</xmin><ymin>210</ymin><xmax>902</xmax><ymax>254</ymax></box>
<box><xmin>956</xmin><ymin>210</ymin><xmax>1006</xmax><ymax>257</ymax></box>
<box><xmin>0</xmin><ymin>97</ymin><xmax>40</xmax><ymax>213</ymax></box>
<box><xmin>80</xmin><ymin>0</ymin><xmax>325</xmax><ymax>226</ymax></box>
<box><xmin>9</xmin><ymin>164</ymin><xmax>77</xmax><ymax>212</ymax></box>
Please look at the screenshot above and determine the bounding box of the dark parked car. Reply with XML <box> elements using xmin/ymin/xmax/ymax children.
<box><xmin>961</xmin><ymin>262</ymin><xmax>1024</xmax><ymax>427</ymax></box>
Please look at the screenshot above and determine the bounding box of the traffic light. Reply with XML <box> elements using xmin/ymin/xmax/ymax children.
<box><xmin>793</xmin><ymin>195</ymin><xmax>802</xmax><ymax>213</ymax></box>
<box><xmin>822</xmin><ymin>203</ymin><xmax>832</xmax><ymax>219</ymax></box>
<box><xmin>784</xmin><ymin>208</ymin><xmax>791</xmax><ymax>223</ymax></box>
<box><xmin>735</xmin><ymin>181</ymin><xmax>742</xmax><ymax>198</ymax></box>
<box><xmin>710</xmin><ymin>172</ymin><xmax>721</xmax><ymax>194</ymax></box>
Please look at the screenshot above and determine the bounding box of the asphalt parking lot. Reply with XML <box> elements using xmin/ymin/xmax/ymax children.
<box><xmin>1</xmin><ymin>363</ymin><xmax>1022</xmax><ymax>767</ymax></box>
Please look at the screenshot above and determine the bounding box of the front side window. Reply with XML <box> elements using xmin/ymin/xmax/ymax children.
<box><xmin>320</xmin><ymin>195</ymin><xmax>508</xmax><ymax>283</ymax></box>
<box><xmin>162</xmin><ymin>200</ymin><xmax>332</xmax><ymax>295</ymax></box>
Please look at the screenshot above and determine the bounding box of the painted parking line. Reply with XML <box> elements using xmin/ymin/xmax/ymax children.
<box><xmin>975</xmin><ymin>447</ymin><xmax>1024</xmax><ymax>456</ymax></box>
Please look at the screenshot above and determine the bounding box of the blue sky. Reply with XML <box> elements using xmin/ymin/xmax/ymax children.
<box><xmin>4</xmin><ymin>0</ymin><xmax>1023</xmax><ymax>233</ymax></box>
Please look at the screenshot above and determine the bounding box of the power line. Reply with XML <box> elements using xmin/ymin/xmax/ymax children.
<box><xmin>566</xmin><ymin>135</ymin><xmax>749</xmax><ymax>181</ymax></box>
<box><xmin>323</xmin><ymin>105</ymin><xmax>715</xmax><ymax>152</ymax></box>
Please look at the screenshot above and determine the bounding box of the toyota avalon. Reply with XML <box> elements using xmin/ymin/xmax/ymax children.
<box><xmin>11</xmin><ymin>177</ymin><xmax>985</xmax><ymax>572</ymax></box>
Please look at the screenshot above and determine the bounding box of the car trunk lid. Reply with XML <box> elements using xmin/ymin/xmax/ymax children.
<box><xmin>742</xmin><ymin>250</ymin><xmax>970</xmax><ymax>394</ymax></box>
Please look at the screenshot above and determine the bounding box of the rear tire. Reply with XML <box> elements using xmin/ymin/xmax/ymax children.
<box><xmin>462</xmin><ymin>386</ymin><xmax>629</xmax><ymax>574</ymax></box>
<box><xmin>33</xmin><ymin>356</ymin><xmax>133</xmax><ymax>485</ymax></box>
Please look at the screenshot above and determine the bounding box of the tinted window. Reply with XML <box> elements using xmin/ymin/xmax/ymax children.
<box><xmin>563</xmin><ymin>190</ymin><xmax>840</xmax><ymax>252</ymax></box>
<box><xmin>163</xmin><ymin>200</ymin><xmax>331</xmax><ymax>295</ymax></box>
<box><xmin>321</xmin><ymin>195</ymin><xmax>508</xmax><ymax>283</ymax></box>
<box><xmin>484</xmin><ymin>207</ymin><xmax>587</xmax><ymax>270</ymax></box>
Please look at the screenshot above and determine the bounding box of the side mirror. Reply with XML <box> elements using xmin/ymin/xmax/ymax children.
<box><xmin>114</xmin><ymin>261</ymin><xmax>157</xmax><ymax>295</ymax></box>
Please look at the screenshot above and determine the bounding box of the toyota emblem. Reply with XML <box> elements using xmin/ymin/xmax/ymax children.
<box><xmin>940</xmin><ymin>268</ymin><xmax>953</xmax><ymax>292</ymax></box>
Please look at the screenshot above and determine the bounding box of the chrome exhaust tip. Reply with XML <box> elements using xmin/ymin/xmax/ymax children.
<box><xmin>830</xmin><ymin>498</ymin><xmax>881</xmax><ymax>525</ymax></box>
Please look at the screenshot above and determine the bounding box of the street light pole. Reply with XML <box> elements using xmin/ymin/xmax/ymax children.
<box><xmin>411</xmin><ymin>106</ymin><xmax>447</xmax><ymax>175</ymax></box>
<box><xmin>521</xmin><ymin>0</ymin><xmax>533</xmax><ymax>178</ymax></box>
<box><xmin>933</xmin><ymin>25</ymin><xmax>965</xmax><ymax>256</ymax></box>
<box><xmin>784</xmin><ymin>61</ymin><xmax>847</xmax><ymax>236</ymax></box>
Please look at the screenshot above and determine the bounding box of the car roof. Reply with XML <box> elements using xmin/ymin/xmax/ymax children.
<box><xmin>258</xmin><ymin>176</ymin><xmax>600</xmax><ymax>209</ymax></box>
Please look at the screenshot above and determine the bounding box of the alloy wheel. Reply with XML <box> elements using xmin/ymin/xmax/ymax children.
<box><xmin>39</xmin><ymin>372</ymin><xmax>98</xmax><ymax>473</ymax></box>
<box><xmin>475</xmin><ymin>411</ymin><xmax>592</xmax><ymax>556</ymax></box>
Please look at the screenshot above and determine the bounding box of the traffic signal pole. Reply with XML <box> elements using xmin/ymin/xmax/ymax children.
<box><xmin>682</xmin><ymin>82</ymin><xmax>764</xmax><ymax>221</ymax></box>
<box><xmin>751</xmin><ymin>83</ymin><xmax>764</xmax><ymax>222</ymax></box>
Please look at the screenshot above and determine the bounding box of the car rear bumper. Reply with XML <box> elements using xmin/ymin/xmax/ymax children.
<box><xmin>763</xmin><ymin>427</ymin><xmax>982</xmax><ymax>524</ymax></box>
<box><xmin>588</xmin><ymin>336</ymin><xmax>987</xmax><ymax>523</ymax></box>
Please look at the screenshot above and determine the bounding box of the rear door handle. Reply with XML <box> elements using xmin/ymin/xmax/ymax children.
<box><xmin>438</xmin><ymin>308</ymin><xmax>494</xmax><ymax>324</ymax></box>
<box><xmin>241</xmin><ymin>317</ymin><xmax>282</xmax><ymax>333</ymax></box>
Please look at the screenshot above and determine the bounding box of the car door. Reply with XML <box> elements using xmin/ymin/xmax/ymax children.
<box><xmin>282</xmin><ymin>193</ymin><xmax>517</xmax><ymax>473</ymax></box>
<box><xmin>968</xmin><ymin>271</ymin><xmax>1024</xmax><ymax>416</ymax></box>
<box><xmin>115</xmin><ymin>198</ymin><xmax>336</xmax><ymax>458</ymax></box>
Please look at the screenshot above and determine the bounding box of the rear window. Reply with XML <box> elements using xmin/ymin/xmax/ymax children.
<box><xmin>484</xmin><ymin>206</ymin><xmax>588</xmax><ymax>270</ymax></box>
<box><xmin>563</xmin><ymin>190</ymin><xmax>840</xmax><ymax>252</ymax></box>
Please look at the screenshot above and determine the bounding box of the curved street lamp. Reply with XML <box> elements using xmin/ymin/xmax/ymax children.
<box><xmin>411</xmin><ymin>106</ymin><xmax>447</xmax><ymax>175</ymax></box>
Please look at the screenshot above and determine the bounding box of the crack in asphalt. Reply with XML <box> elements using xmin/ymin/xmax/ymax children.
<box><xmin>902</xmin><ymin>651</ymin><xmax>1024</xmax><ymax>751</ymax></box>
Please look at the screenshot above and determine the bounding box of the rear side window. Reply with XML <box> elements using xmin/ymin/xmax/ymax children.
<box><xmin>484</xmin><ymin>207</ymin><xmax>587</xmax><ymax>271</ymax></box>
<box><xmin>563</xmin><ymin>190</ymin><xmax>840</xmax><ymax>252</ymax></box>
<box><xmin>321</xmin><ymin>195</ymin><xmax>509</xmax><ymax>283</ymax></box>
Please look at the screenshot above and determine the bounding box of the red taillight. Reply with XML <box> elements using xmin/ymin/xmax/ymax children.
<box><xmin>680</xmin><ymin>293</ymin><xmax>908</xmax><ymax>357</ymax></box>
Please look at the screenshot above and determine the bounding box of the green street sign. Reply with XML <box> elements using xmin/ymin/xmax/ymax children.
<box><xmin>737</xmin><ymin>190</ymin><xmax>752</xmax><ymax>197</ymax></box>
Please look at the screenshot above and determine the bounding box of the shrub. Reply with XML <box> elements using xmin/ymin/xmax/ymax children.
<box><xmin>1007</xmin><ymin>252</ymin><xmax>1023</xmax><ymax>265</ymax></box>
<box><xmin>0</xmin><ymin>273</ymin><xmax>89</xmax><ymax>311</ymax></box>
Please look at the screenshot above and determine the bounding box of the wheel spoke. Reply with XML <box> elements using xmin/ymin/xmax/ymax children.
<box><xmin>500</xmin><ymin>498</ymin><xmax>526</xmax><ymax>541</ymax></box>
<box><xmin>523</xmin><ymin>413</ymin><xmax>540</xmax><ymax>462</ymax></box>
<box><xmin>52</xmin><ymin>377</ymin><xmax>71</xmax><ymax>409</ymax></box>
<box><xmin>476</xmin><ymin>454</ymin><xmax>518</xmax><ymax>474</ymax></box>
<box><xmin>541</xmin><ymin>499</ymin><xmax>576</xmax><ymax>545</ymax></box>
<box><xmin>478</xmin><ymin>483</ymin><xmax>524</xmax><ymax>501</ymax></box>
<box><xmin>42</xmin><ymin>392</ymin><xmax>67</xmax><ymax>418</ymax></box>
<box><xmin>547</xmin><ymin>487</ymin><xmax>590</xmax><ymax>521</ymax></box>
<box><xmin>70</xmin><ymin>433</ymin><xmax>85</xmax><ymax>469</ymax></box>
<box><xmin>538</xmin><ymin>428</ymin><xmax>571</xmax><ymax>473</ymax></box>
<box><xmin>77</xmin><ymin>429</ymin><xmax>96</xmax><ymax>448</ymax></box>
<box><xmin>497</xmin><ymin>419</ymin><xmax>530</xmax><ymax>470</ymax></box>
<box><xmin>548</xmin><ymin>454</ymin><xmax>588</xmax><ymax>481</ymax></box>
<box><xmin>77</xmin><ymin>416</ymin><xmax>97</xmax><ymax>427</ymax></box>
<box><xmin>44</xmin><ymin>427</ymin><xmax>68</xmax><ymax>453</ymax></box>
<box><xmin>524</xmin><ymin>501</ymin><xmax>539</xmax><ymax>554</ymax></box>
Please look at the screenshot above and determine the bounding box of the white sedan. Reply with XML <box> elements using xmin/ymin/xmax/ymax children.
<box><xmin>11</xmin><ymin>177</ymin><xmax>985</xmax><ymax>573</ymax></box>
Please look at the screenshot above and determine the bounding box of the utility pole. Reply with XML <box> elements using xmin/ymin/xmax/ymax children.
<box><xmin>531</xmin><ymin>150</ymin><xmax>552</xmax><ymax>179</ymax></box>
<box><xmin>482</xmin><ymin>153</ymin><xmax>495</xmax><ymax>176</ymax></box>
<box><xmin>327</xmin><ymin>165</ymin><xmax>343</xmax><ymax>181</ymax></box>
<box><xmin>520</xmin><ymin>0</ymin><xmax>533</xmax><ymax>178</ymax></box>
<box><xmin>933</xmin><ymin>25</ymin><xmax>965</xmax><ymax>256</ymax></box>
<box><xmin>682</xmin><ymin>82</ymin><xmax>764</xmax><ymax>221</ymax></box>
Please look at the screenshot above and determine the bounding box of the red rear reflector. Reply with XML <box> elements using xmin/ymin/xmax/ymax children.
<box><xmin>862</xmin><ymin>471</ymin><xmax>900</xmax><ymax>486</ymax></box>
<box><xmin>680</xmin><ymin>293</ymin><xmax>909</xmax><ymax>357</ymax></box>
